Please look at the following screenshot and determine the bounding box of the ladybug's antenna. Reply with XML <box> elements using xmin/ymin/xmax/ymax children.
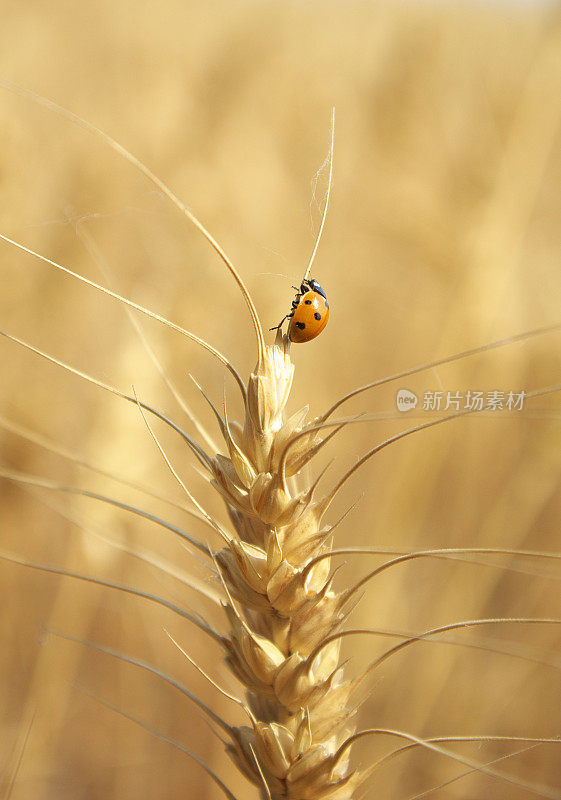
<box><xmin>302</xmin><ymin>107</ymin><xmax>335</xmax><ymax>284</ymax></box>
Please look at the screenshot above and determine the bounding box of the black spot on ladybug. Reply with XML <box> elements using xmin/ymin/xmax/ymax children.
<box><xmin>314</xmin><ymin>312</ymin><xmax>322</xmax><ymax>320</ymax></box>
<box><xmin>304</xmin><ymin>300</ymin><xmax>312</xmax><ymax>305</ymax></box>
<box><xmin>296</xmin><ymin>322</ymin><xmax>306</xmax><ymax>330</ymax></box>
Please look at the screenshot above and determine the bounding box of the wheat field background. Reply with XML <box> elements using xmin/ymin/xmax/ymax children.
<box><xmin>1</xmin><ymin>1</ymin><xmax>561</xmax><ymax>798</ymax></box>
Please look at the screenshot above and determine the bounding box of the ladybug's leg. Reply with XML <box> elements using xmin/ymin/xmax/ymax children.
<box><xmin>269</xmin><ymin>318</ymin><xmax>284</xmax><ymax>332</ymax></box>
<box><xmin>269</xmin><ymin>306</ymin><xmax>297</xmax><ymax>332</ymax></box>
<box><xmin>269</xmin><ymin>313</ymin><xmax>290</xmax><ymax>332</ymax></box>
<box><xmin>270</xmin><ymin>281</ymin><xmax>302</xmax><ymax>332</ymax></box>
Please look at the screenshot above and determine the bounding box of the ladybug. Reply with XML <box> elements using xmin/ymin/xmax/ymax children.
<box><xmin>270</xmin><ymin>278</ymin><xmax>329</xmax><ymax>343</ymax></box>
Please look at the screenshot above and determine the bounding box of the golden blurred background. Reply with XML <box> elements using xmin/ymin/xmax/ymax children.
<box><xmin>1</xmin><ymin>1</ymin><xmax>561</xmax><ymax>797</ymax></box>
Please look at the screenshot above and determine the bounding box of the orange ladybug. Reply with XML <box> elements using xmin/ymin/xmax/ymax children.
<box><xmin>271</xmin><ymin>278</ymin><xmax>329</xmax><ymax>343</ymax></box>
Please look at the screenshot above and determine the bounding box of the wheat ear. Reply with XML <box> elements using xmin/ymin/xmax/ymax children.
<box><xmin>197</xmin><ymin>330</ymin><xmax>364</xmax><ymax>800</ymax></box>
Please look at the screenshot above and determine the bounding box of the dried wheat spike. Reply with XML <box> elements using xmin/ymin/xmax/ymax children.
<box><xmin>206</xmin><ymin>336</ymin><xmax>364</xmax><ymax>800</ymax></box>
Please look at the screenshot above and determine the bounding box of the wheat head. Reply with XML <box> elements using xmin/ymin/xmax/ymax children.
<box><xmin>207</xmin><ymin>333</ymin><xmax>363</xmax><ymax>800</ymax></box>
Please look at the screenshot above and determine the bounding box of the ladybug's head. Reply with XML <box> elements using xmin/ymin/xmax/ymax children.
<box><xmin>305</xmin><ymin>278</ymin><xmax>327</xmax><ymax>299</ymax></box>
